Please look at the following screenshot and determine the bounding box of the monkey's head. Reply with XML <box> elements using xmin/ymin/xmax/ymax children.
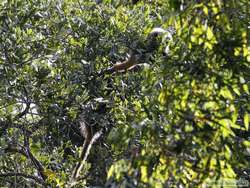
<box><xmin>146</xmin><ymin>27</ymin><xmax>172</xmax><ymax>55</ymax></box>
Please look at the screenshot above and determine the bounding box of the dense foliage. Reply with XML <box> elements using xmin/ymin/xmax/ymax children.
<box><xmin>0</xmin><ymin>0</ymin><xmax>249</xmax><ymax>187</ymax></box>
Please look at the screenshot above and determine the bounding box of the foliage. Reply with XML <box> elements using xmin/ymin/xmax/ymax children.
<box><xmin>0</xmin><ymin>0</ymin><xmax>249</xmax><ymax>187</ymax></box>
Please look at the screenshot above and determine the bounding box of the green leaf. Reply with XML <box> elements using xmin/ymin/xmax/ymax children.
<box><xmin>203</xmin><ymin>6</ymin><xmax>209</xmax><ymax>15</ymax></box>
<box><xmin>234</xmin><ymin>47</ymin><xmax>241</xmax><ymax>56</ymax></box>
<box><xmin>232</xmin><ymin>109</ymin><xmax>238</xmax><ymax>123</ymax></box>
<box><xmin>140</xmin><ymin>166</ymin><xmax>148</xmax><ymax>183</ymax></box>
<box><xmin>204</xmin><ymin>41</ymin><xmax>213</xmax><ymax>50</ymax></box>
<box><xmin>219</xmin><ymin>119</ymin><xmax>235</xmax><ymax>137</ymax></box>
<box><xmin>43</xmin><ymin>169</ymin><xmax>57</xmax><ymax>183</ymax></box>
<box><xmin>244</xmin><ymin>113</ymin><xmax>249</xmax><ymax>131</ymax></box>
<box><xmin>158</xmin><ymin>90</ymin><xmax>167</xmax><ymax>105</ymax></box>
<box><xmin>203</xmin><ymin>101</ymin><xmax>219</xmax><ymax>110</ymax></box>
<box><xmin>224</xmin><ymin>145</ymin><xmax>231</xmax><ymax>160</ymax></box>
<box><xmin>243</xmin><ymin>84</ymin><xmax>249</xmax><ymax>94</ymax></box>
<box><xmin>243</xmin><ymin>141</ymin><xmax>250</xmax><ymax>147</ymax></box>
<box><xmin>107</xmin><ymin>165</ymin><xmax>114</xmax><ymax>179</ymax></box>
<box><xmin>232</xmin><ymin>85</ymin><xmax>241</xmax><ymax>96</ymax></box>
<box><xmin>220</xmin><ymin>87</ymin><xmax>234</xmax><ymax>100</ymax></box>
<box><xmin>206</xmin><ymin>27</ymin><xmax>214</xmax><ymax>40</ymax></box>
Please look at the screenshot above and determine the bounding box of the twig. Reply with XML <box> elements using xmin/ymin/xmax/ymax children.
<box><xmin>13</xmin><ymin>86</ymin><xmax>31</xmax><ymax>121</ymax></box>
<box><xmin>0</xmin><ymin>172</ymin><xmax>46</xmax><ymax>186</ymax></box>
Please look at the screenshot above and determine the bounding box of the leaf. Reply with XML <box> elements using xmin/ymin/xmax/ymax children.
<box><xmin>220</xmin><ymin>87</ymin><xmax>233</xmax><ymax>100</ymax></box>
<box><xmin>242</xmin><ymin>46</ymin><xmax>248</xmax><ymax>57</ymax></box>
<box><xmin>219</xmin><ymin>119</ymin><xmax>235</xmax><ymax>137</ymax></box>
<box><xmin>209</xmin><ymin>157</ymin><xmax>217</xmax><ymax>169</ymax></box>
<box><xmin>107</xmin><ymin>165</ymin><xmax>114</xmax><ymax>179</ymax></box>
<box><xmin>247</xmin><ymin>55</ymin><xmax>250</xmax><ymax>62</ymax></box>
<box><xmin>193</xmin><ymin>27</ymin><xmax>203</xmax><ymax>35</ymax></box>
<box><xmin>204</xmin><ymin>41</ymin><xmax>213</xmax><ymax>50</ymax></box>
<box><xmin>232</xmin><ymin>85</ymin><xmax>241</xmax><ymax>96</ymax></box>
<box><xmin>212</xmin><ymin>7</ymin><xmax>219</xmax><ymax>14</ymax></box>
<box><xmin>243</xmin><ymin>141</ymin><xmax>250</xmax><ymax>147</ymax></box>
<box><xmin>140</xmin><ymin>166</ymin><xmax>148</xmax><ymax>183</ymax></box>
<box><xmin>232</xmin><ymin>110</ymin><xmax>238</xmax><ymax>123</ymax></box>
<box><xmin>234</xmin><ymin>47</ymin><xmax>241</xmax><ymax>56</ymax></box>
<box><xmin>158</xmin><ymin>90</ymin><xmax>167</xmax><ymax>105</ymax></box>
<box><xmin>43</xmin><ymin>169</ymin><xmax>56</xmax><ymax>182</ymax></box>
<box><xmin>224</xmin><ymin>145</ymin><xmax>231</xmax><ymax>160</ymax></box>
<box><xmin>191</xmin><ymin>35</ymin><xmax>197</xmax><ymax>43</ymax></box>
<box><xmin>206</xmin><ymin>27</ymin><xmax>214</xmax><ymax>40</ymax></box>
<box><xmin>243</xmin><ymin>84</ymin><xmax>249</xmax><ymax>94</ymax></box>
<box><xmin>203</xmin><ymin>6</ymin><xmax>208</xmax><ymax>15</ymax></box>
<box><xmin>244</xmin><ymin>113</ymin><xmax>249</xmax><ymax>131</ymax></box>
<box><xmin>203</xmin><ymin>101</ymin><xmax>219</xmax><ymax>110</ymax></box>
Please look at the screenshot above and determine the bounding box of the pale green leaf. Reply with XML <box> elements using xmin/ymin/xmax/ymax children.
<box><xmin>220</xmin><ymin>87</ymin><xmax>234</xmax><ymax>100</ymax></box>
<box><xmin>141</xmin><ymin>166</ymin><xmax>148</xmax><ymax>183</ymax></box>
<box><xmin>203</xmin><ymin>101</ymin><xmax>219</xmax><ymax>110</ymax></box>
<box><xmin>203</xmin><ymin>6</ymin><xmax>208</xmax><ymax>15</ymax></box>
<box><xmin>206</xmin><ymin>27</ymin><xmax>214</xmax><ymax>40</ymax></box>
<box><xmin>243</xmin><ymin>84</ymin><xmax>249</xmax><ymax>94</ymax></box>
<box><xmin>244</xmin><ymin>113</ymin><xmax>249</xmax><ymax>131</ymax></box>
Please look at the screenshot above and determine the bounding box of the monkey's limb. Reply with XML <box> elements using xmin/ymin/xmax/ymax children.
<box><xmin>98</xmin><ymin>52</ymin><xmax>138</xmax><ymax>76</ymax></box>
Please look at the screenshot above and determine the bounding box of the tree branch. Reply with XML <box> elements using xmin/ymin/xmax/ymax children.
<box><xmin>4</xmin><ymin>144</ymin><xmax>27</xmax><ymax>157</ymax></box>
<box><xmin>71</xmin><ymin>129</ymin><xmax>103</xmax><ymax>181</ymax></box>
<box><xmin>1</xmin><ymin>121</ymin><xmax>47</xmax><ymax>182</ymax></box>
<box><xmin>23</xmin><ymin>130</ymin><xmax>47</xmax><ymax>181</ymax></box>
<box><xmin>0</xmin><ymin>172</ymin><xmax>46</xmax><ymax>186</ymax></box>
<box><xmin>14</xmin><ymin>86</ymin><xmax>31</xmax><ymax>120</ymax></box>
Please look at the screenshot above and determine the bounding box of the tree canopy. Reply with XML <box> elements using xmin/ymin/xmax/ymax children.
<box><xmin>0</xmin><ymin>0</ymin><xmax>249</xmax><ymax>187</ymax></box>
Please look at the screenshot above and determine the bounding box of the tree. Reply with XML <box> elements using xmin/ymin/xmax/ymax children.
<box><xmin>0</xmin><ymin>0</ymin><xmax>249</xmax><ymax>187</ymax></box>
<box><xmin>106</xmin><ymin>0</ymin><xmax>250</xmax><ymax>187</ymax></box>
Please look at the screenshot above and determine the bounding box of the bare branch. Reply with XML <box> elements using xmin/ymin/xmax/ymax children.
<box><xmin>72</xmin><ymin>129</ymin><xmax>103</xmax><ymax>181</ymax></box>
<box><xmin>23</xmin><ymin>130</ymin><xmax>47</xmax><ymax>181</ymax></box>
<box><xmin>4</xmin><ymin>145</ymin><xmax>27</xmax><ymax>157</ymax></box>
<box><xmin>14</xmin><ymin>86</ymin><xmax>31</xmax><ymax>120</ymax></box>
<box><xmin>0</xmin><ymin>172</ymin><xmax>46</xmax><ymax>186</ymax></box>
<box><xmin>0</xmin><ymin>121</ymin><xmax>47</xmax><ymax>182</ymax></box>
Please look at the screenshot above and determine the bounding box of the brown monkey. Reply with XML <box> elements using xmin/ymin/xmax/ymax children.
<box><xmin>98</xmin><ymin>27</ymin><xmax>167</xmax><ymax>76</ymax></box>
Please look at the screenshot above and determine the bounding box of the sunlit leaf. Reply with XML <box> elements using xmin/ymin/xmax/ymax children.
<box><xmin>206</xmin><ymin>27</ymin><xmax>214</xmax><ymax>40</ymax></box>
<box><xmin>44</xmin><ymin>169</ymin><xmax>57</xmax><ymax>182</ymax></box>
<box><xmin>107</xmin><ymin>165</ymin><xmax>114</xmax><ymax>179</ymax></box>
<box><xmin>244</xmin><ymin>113</ymin><xmax>249</xmax><ymax>131</ymax></box>
<box><xmin>220</xmin><ymin>87</ymin><xmax>234</xmax><ymax>100</ymax></box>
<box><xmin>203</xmin><ymin>101</ymin><xmax>219</xmax><ymax>110</ymax></box>
<box><xmin>243</xmin><ymin>84</ymin><xmax>249</xmax><ymax>94</ymax></box>
<box><xmin>140</xmin><ymin>166</ymin><xmax>148</xmax><ymax>183</ymax></box>
<box><xmin>203</xmin><ymin>6</ymin><xmax>209</xmax><ymax>15</ymax></box>
<box><xmin>234</xmin><ymin>47</ymin><xmax>241</xmax><ymax>56</ymax></box>
<box><xmin>204</xmin><ymin>41</ymin><xmax>213</xmax><ymax>50</ymax></box>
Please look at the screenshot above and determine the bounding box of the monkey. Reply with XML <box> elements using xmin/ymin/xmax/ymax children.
<box><xmin>145</xmin><ymin>27</ymin><xmax>172</xmax><ymax>54</ymax></box>
<box><xmin>97</xmin><ymin>27</ymin><xmax>168</xmax><ymax>76</ymax></box>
